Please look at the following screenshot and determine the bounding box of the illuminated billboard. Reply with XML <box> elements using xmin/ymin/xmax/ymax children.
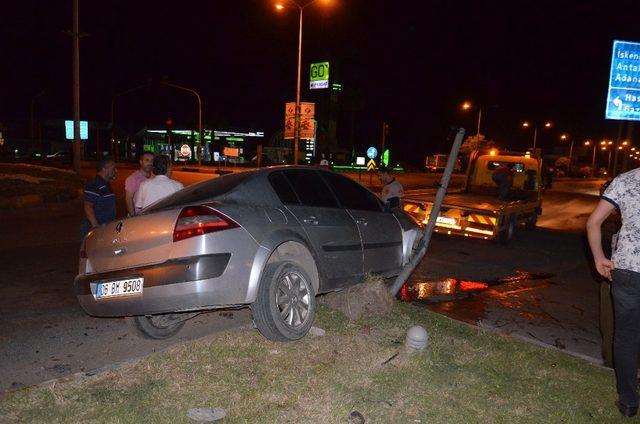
<box><xmin>606</xmin><ymin>40</ymin><xmax>640</xmax><ymax>121</ymax></box>
<box><xmin>310</xmin><ymin>62</ymin><xmax>329</xmax><ymax>89</ymax></box>
<box><xmin>65</xmin><ymin>120</ymin><xmax>88</xmax><ymax>140</ymax></box>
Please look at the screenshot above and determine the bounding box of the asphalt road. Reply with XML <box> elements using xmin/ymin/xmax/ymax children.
<box><xmin>0</xmin><ymin>170</ymin><xmax>606</xmax><ymax>393</ymax></box>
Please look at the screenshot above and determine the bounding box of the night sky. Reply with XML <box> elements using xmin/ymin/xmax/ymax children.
<box><xmin>3</xmin><ymin>0</ymin><xmax>640</xmax><ymax>165</ymax></box>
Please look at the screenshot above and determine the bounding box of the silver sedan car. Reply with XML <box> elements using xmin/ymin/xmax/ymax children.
<box><xmin>75</xmin><ymin>166</ymin><xmax>419</xmax><ymax>341</ymax></box>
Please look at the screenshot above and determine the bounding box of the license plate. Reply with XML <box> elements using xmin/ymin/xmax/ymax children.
<box><xmin>95</xmin><ymin>277</ymin><xmax>143</xmax><ymax>299</ymax></box>
<box><xmin>436</xmin><ymin>216</ymin><xmax>457</xmax><ymax>225</ymax></box>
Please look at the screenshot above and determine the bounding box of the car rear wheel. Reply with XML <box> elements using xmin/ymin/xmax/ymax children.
<box><xmin>127</xmin><ymin>314</ymin><xmax>186</xmax><ymax>340</ymax></box>
<box><xmin>252</xmin><ymin>261</ymin><xmax>316</xmax><ymax>342</ymax></box>
<box><xmin>498</xmin><ymin>215</ymin><xmax>516</xmax><ymax>245</ymax></box>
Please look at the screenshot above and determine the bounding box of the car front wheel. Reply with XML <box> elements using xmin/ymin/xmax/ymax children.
<box><xmin>252</xmin><ymin>261</ymin><xmax>316</xmax><ymax>342</ymax></box>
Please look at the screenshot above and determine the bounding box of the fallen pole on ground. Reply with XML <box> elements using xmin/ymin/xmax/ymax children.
<box><xmin>389</xmin><ymin>127</ymin><xmax>466</xmax><ymax>297</ymax></box>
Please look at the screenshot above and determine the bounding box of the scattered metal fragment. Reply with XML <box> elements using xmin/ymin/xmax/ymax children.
<box><xmin>187</xmin><ymin>407</ymin><xmax>226</xmax><ymax>422</ymax></box>
<box><xmin>382</xmin><ymin>352</ymin><xmax>399</xmax><ymax>365</ymax></box>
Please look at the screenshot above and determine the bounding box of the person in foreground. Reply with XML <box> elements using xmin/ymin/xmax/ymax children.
<box><xmin>586</xmin><ymin>167</ymin><xmax>640</xmax><ymax>418</ymax></box>
<box><xmin>134</xmin><ymin>154</ymin><xmax>183</xmax><ymax>210</ymax></box>
<box><xmin>80</xmin><ymin>156</ymin><xmax>116</xmax><ymax>239</ymax></box>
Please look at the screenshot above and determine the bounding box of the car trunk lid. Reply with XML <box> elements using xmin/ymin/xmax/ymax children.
<box><xmin>84</xmin><ymin>208</ymin><xmax>180</xmax><ymax>273</ymax></box>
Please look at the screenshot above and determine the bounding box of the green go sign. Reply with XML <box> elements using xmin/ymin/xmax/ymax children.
<box><xmin>310</xmin><ymin>61</ymin><xmax>329</xmax><ymax>89</ymax></box>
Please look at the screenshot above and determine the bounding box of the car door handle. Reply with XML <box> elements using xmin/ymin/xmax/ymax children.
<box><xmin>355</xmin><ymin>218</ymin><xmax>368</xmax><ymax>226</ymax></box>
<box><xmin>303</xmin><ymin>216</ymin><xmax>319</xmax><ymax>225</ymax></box>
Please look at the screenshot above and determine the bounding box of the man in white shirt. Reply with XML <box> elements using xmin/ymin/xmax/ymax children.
<box><xmin>134</xmin><ymin>155</ymin><xmax>183</xmax><ymax>211</ymax></box>
<box><xmin>378</xmin><ymin>166</ymin><xmax>404</xmax><ymax>209</ymax></box>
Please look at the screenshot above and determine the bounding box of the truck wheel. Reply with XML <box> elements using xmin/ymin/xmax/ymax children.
<box><xmin>127</xmin><ymin>314</ymin><xmax>186</xmax><ymax>340</ymax></box>
<box><xmin>498</xmin><ymin>215</ymin><xmax>516</xmax><ymax>245</ymax></box>
<box><xmin>525</xmin><ymin>214</ymin><xmax>537</xmax><ymax>231</ymax></box>
<box><xmin>252</xmin><ymin>261</ymin><xmax>316</xmax><ymax>342</ymax></box>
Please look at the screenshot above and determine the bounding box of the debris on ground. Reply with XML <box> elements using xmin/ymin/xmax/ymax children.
<box><xmin>309</xmin><ymin>326</ymin><xmax>326</xmax><ymax>337</ymax></box>
<box><xmin>319</xmin><ymin>277</ymin><xmax>394</xmax><ymax>321</ymax></box>
<box><xmin>187</xmin><ymin>407</ymin><xmax>226</xmax><ymax>422</ymax></box>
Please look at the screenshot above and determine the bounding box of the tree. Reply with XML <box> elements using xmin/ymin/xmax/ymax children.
<box><xmin>460</xmin><ymin>134</ymin><xmax>495</xmax><ymax>155</ymax></box>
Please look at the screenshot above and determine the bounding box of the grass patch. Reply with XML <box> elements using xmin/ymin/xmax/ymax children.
<box><xmin>0</xmin><ymin>163</ymin><xmax>82</xmax><ymax>199</ymax></box>
<box><xmin>0</xmin><ymin>303</ymin><xmax>622</xmax><ymax>422</ymax></box>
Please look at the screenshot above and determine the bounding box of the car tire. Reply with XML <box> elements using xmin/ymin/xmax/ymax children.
<box><xmin>498</xmin><ymin>215</ymin><xmax>516</xmax><ymax>245</ymax></box>
<box><xmin>524</xmin><ymin>214</ymin><xmax>537</xmax><ymax>231</ymax></box>
<box><xmin>252</xmin><ymin>260</ymin><xmax>316</xmax><ymax>342</ymax></box>
<box><xmin>127</xmin><ymin>314</ymin><xmax>186</xmax><ymax>340</ymax></box>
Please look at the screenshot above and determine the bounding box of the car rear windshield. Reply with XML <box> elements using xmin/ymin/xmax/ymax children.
<box><xmin>146</xmin><ymin>171</ymin><xmax>255</xmax><ymax>211</ymax></box>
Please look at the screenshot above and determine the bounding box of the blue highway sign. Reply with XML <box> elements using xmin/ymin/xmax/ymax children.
<box><xmin>366</xmin><ymin>146</ymin><xmax>378</xmax><ymax>159</ymax></box>
<box><xmin>606</xmin><ymin>40</ymin><xmax>640</xmax><ymax>121</ymax></box>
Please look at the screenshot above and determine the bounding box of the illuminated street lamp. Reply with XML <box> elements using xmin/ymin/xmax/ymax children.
<box><xmin>522</xmin><ymin>121</ymin><xmax>552</xmax><ymax>149</ymax></box>
<box><xmin>461</xmin><ymin>101</ymin><xmax>482</xmax><ymax>136</ymax></box>
<box><xmin>275</xmin><ymin>0</ymin><xmax>332</xmax><ymax>165</ymax></box>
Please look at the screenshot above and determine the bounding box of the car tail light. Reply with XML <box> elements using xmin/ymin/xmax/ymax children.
<box><xmin>173</xmin><ymin>205</ymin><xmax>239</xmax><ymax>242</ymax></box>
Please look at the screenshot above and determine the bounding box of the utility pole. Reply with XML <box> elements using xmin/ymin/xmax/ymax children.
<box><xmin>381</xmin><ymin>121</ymin><xmax>387</xmax><ymax>152</ymax></box>
<box><xmin>71</xmin><ymin>0</ymin><xmax>82</xmax><ymax>173</ymax></box>
<box><xmin>612</xmin><ymin>121</ymin><xmax>623</xmax><ymax>177</ymax></box>
<box><xmin>30</xmin><ymin>90</ymin><xmax>45</xmax><ymax>155</ymax></box>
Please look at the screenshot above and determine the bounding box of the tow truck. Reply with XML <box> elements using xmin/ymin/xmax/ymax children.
<box><xmin>403</xmin><ymin>149</ymin><xmax>543</xmax><ymax>244</ymax></box>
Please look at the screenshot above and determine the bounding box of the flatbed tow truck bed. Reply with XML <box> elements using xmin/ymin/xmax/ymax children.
<box><xmin>401</xmin><ymin>150</ymin><xmax>543</xmax><ymax>244</ymax></box>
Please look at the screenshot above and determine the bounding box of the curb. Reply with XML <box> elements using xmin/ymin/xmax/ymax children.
<box><xmin>432</xmin><ymin>309</ymin><xmax>609</xmax><ymax>370</ymax></box>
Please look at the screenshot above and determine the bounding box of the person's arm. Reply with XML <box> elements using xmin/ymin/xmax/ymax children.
<box><xmin>134</xmin><ymin>184</ymin><xmax>145</xmax><ymax>212</ymax></box>
<box><xmin>84</xmin><ymin>201</ymin><xmax>99</xmax><ymax>228</ymax></box>
<box><xmin>586</xmin><ymin>199</ymin><xmax>616</xmax><ymax>280</ymax></box>
<box><xmin>125</xmin><ymin>189</ymin><xmax>135</xmax><ymax>216</ymax></box>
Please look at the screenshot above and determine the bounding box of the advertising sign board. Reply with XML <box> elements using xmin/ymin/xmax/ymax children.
<box><xmin>310</xmin><ymin>61</ymin><xmax>329</xmax><ymax>89</ymax></box>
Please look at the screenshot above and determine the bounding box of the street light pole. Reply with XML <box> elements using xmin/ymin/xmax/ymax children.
<box><xmin>111</xmin><ymin>82</ymin><xmax>151</xmax><ymax>161</ymax></box>
<box><xmin>476</xmin><ymin>108</ymin><xmax>482</xmax><ymax>137</ymax></box>
<box><xmin>294</xmin><ymin>5</ymin><xmax>303</xmax><ymax>165</ymax></box>
<box><xmin>277</xmin><ymin>0</ymin><xmax>324</xmax><ymax>164</ymax></box>
<box><xmin>585</xmin><ymin>141</ymin><xmax>596</xmax><ymax>177</ymax></box>
<box><xmin>30</xmin><ymin>90</ymin><xmax>45</xmax><ymax>155</ymax></box>
<box><xmin>165</xmin><ymin>83</ymin><xmax>203</xmax><ymax>165</ymax></box>
<box><xmin>533</xmin><ymin>126</ymin><xmax>538</xmax><ymax>149</ymax></box>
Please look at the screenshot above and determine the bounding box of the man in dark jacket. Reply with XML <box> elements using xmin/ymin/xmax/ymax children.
<box><xmin>80</xmin><ymin>156</ymin><xmax>117</xmax><ymax>239</ymax></box>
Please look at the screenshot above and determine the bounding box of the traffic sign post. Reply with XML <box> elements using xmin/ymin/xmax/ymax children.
<box><xmin>367</xmin><ymin>158</ymin><xmax>377</xmax><ymax>185</ymax></box>
<box><xmin>606</xmin><ymin>40</ymin><xmax>640</xmax><ymax>121</ymax></box>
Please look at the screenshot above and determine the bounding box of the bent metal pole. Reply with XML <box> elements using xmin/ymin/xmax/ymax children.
<box><xmin>389</xmin><ymin>127</ymin><xmax>466</xmax><ymax>297</ymax></box>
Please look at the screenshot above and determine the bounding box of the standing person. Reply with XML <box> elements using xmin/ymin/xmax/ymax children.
<box><xmin>378</xmin><ymin>166</ymin><xmax>404</xmax><ymax>209</ymax></box>
<box><xmin>80</xmin><ymin>156</ymin><xmax>117</xmax><ymax>239</ymax></box>
<box><xmin>491</xmin><ymin>163</ymin><xmax>514</xmax><ymax>200</ymax></box>
<box><xmin>125</xmin><ymin>151</ymin><xmax>154</xmax><ymax>216</ymax></box>
<box><xmin>587</xmin><ymin>167</ymin><xmax>640</xmax><ymax>418</ymax></box>
<box><xmin>134</xmin><ymin>155</ymin><xmax>183</xmax><ymax>210</ymax></box>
